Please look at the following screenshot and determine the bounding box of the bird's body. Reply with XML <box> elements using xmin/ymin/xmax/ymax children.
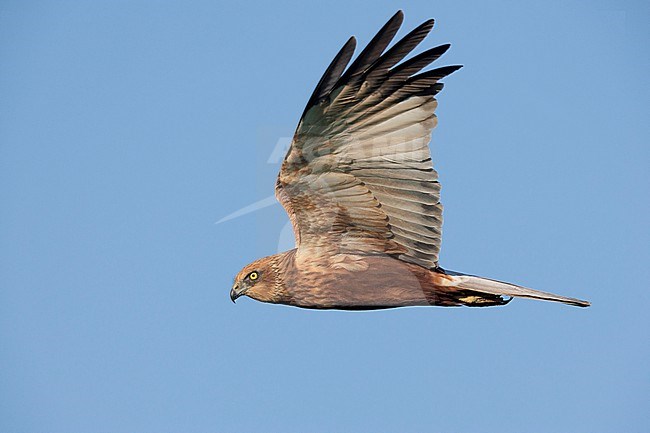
<box><xmin>229</xmin><ymin>11</ymin><xmax>590</xmax><ymax>309</ymax></box>
<box><xmin>242</xmin><ymin>250</ymin><xmax>453</xmax><ymax>309</ymax></box>
<box><xmin>238</xmin><ymin>250</ymin><xmax>586</xmax><ymax>309</ymax></box>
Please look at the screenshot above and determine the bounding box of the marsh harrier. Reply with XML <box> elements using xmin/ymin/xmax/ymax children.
<box><xmin>230</xmin><ymin>11</ymin><xmax>590</xmax><ymax>309</ymax></box>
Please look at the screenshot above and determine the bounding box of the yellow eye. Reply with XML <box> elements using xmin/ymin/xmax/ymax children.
<box><xmin>248</xmin><ymin>271</ymin><xmax>259</xmax><ymax>281</ymax></box>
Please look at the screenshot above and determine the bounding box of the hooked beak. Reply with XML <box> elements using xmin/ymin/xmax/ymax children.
<box><xmin>230</xmin><ymin>284</ymin><xmax>246</xmax><ymax>303</ymax></box>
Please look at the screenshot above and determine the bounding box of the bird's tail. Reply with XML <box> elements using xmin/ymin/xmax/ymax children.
<box><xmin>445</xmin><ymin>270</ymin><xmax>591</xmax><ymax>307</ymax></box>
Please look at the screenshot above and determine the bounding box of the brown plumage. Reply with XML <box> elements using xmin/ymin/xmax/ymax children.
<box><xmin>230</xmin><ymin>11</ymin><xmax>590</xmax><ymax>309</ymax></box>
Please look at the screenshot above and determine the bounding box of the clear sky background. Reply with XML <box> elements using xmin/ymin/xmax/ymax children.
<box><xmin>1</xmin><ymin>1</ymin><xmax>648</xmax><ymax>432</ymax></box>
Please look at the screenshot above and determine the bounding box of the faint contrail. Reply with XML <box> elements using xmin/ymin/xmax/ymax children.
<box><xmin>215</xmin><ymin>194</ymin><xmax>278</xmax><ymax>224</ymax></box>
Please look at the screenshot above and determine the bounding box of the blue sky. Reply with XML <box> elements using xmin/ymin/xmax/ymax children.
<box><xmin>1</xmin><ymin>1</ymin><xmax>648</xmax><ymax>432</ymax></box>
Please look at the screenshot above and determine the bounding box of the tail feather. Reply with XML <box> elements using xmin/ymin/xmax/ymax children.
<box><xmin>446</xmin><ymin>271</ymin><xmax>591</xmax><ymax>307</ymax></box>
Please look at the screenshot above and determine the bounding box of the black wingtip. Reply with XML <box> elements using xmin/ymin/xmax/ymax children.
<box><xmin>342</xmin><ymin>35</ymin><xmax>358</xmax><ymax>55</ymax></box>
<box><xmin>386</xmin><ymin>10</ymin><xmax>405</xmax><ymax>32</ymax></box>
<box><xmin>389</xmin><ymin>10</ymin><xmax>405</xmax><ymax>31</ymax></box>
<box><xmin>303</xmin><ymin>35</ymin><xmax>357</xmax><ymax>112</ymax></box>
<box><xmin>431</xmin><ymin>64</ymin><xmax>464</xmax><ymax>79</ymax></box>
<box><xmin>335</xmin><ymin>10</ymin><xmax>405</xmax><ymax>85</ymax></box>
<box><xmin>409</xmin><ymin>19</ymin><xmax>435</xmax><ymax>39</ymax></box>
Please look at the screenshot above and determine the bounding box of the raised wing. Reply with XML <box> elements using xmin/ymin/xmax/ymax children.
<box><xmin>276</xmin><ymin>11</ymin><xmax>461</xmax><ymax>268</ymax></box>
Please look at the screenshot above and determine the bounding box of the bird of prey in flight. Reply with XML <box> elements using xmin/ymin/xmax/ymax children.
<box><xmin>230</xmin><ymin>11</ymin><xmax>590</xmax><ymax>309</ymax></box>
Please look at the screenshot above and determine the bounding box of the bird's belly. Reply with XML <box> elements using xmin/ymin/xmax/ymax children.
<box><xmin>287</xmin><ymin>284</ymin><xmax>432</xmax><ymax>310</ymax></box>
<box><xmin>284</xmin><ymin>255</ymin><xmax>446</xmax><ymax>309</ymax></box>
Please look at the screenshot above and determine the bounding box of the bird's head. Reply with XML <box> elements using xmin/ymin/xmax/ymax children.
<box><xmin>230</xmin><ymin>256</ymin><xmax>279</xmax><ymax>304</ymax></box>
